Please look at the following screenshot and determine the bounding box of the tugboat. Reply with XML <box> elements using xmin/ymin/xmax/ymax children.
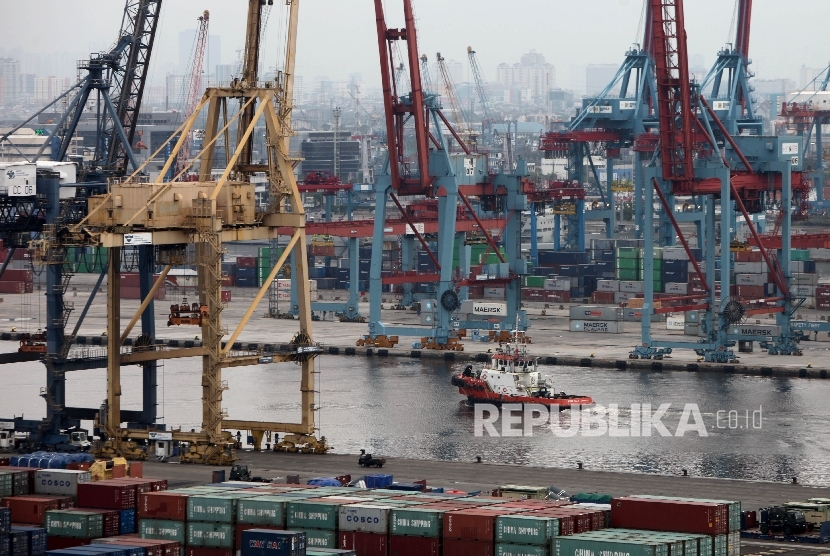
<box><xmin>451</xmin><ymin>323</ymin><xmax>593</xmax><ymax>409</ymax></box>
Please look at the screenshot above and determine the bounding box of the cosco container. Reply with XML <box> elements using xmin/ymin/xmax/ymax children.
<box><xmin>187</xmin><ymin>496</ymin><xmax>235</xmax><ymax>523</ymax></box>
<box><xmin>45</xmin><ymin>510</ymin><xmax>103</xmax><ymax>539</ymax></box>
<box><xmin>237</xmin><ymin>497</ymin><xmax>285</xmax><ymax>526</ymax></box>
<box><xmin>139</xmin><ymin>492</ymin><xmax>189</xmax><ymax>521</ymax></box>
<box><xmin>496</xmin><ymin>515</ymin><xmax>558</xmax><ymax>545</ymax></box>
<box><xmin>78</xmin><ymin>482</ymin><xmax>136</xmax><ymax>510</ymax></box>
<box><xmin>139</xmin><ymin>518</ymin><xmax>186</xmax><ymax>543</ymax></box>
<box><xmin>390</xmin><ymin>508</ymin><xmax>442</xmax><ymax>538</ymax></box>
<box><xmin>338</xmin><ymin>504</ymin><xmax>389</xmax><ymax>534</ymax></box>
<box><xmin>239</xmin><ymin>529</ymin><xmax>305</xmax><ymax>556</ymax></box>
<box><xmin>34</xmin><ymin>470</ymin><xmax>91</xmax><ymax>497</ymax></box>
<box><xmin>186</xmin><ymin>523</ymin><xmax>234</xmax><ymax>549</ymax></box>
<box><xmin>569</xmin><ymin>320</ymin><xmax>625</xmax><ymax>333</ymax></box>
<box><xmin>286</xmin><ymin>501</ymin><xmax>339</xmax><ymax>530</ymax></box>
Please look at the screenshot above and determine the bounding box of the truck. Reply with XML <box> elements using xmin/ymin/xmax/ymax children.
<box><xmin>759</xmin><ymin>506</ymin><xmax>813</xmax><ymax>536</ymax></box>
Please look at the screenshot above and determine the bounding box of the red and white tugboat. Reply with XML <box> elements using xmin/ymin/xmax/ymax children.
<box><xmin>451</xmin><ymin>324</ymin><xmax>593</xmax><ymax>409</ymax></box>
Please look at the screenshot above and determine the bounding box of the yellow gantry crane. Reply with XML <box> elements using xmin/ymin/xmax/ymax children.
<box><xmin>36</xmin><ymin>0</ymin><xmax>325</xmax><ymax>464</ymax></box>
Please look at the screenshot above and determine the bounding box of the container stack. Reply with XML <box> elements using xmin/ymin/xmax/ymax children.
<box><xmin>0</xmin><ymin>244</ymin><xmax>34</xmax><ymax>294</ymax></box>
<box><xmin>568</xmin><ymin>305</ymin><xmax>624</xmax><ymax>334</ymax></box>
<box><xmin>235</xmin><ymin>257</ymin><xmax>258</xmax><ymax>288</ymax></box>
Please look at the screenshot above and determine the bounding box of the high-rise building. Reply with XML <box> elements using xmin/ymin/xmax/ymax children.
<box><xmin>799</xmin><ymin>66</ymin><xmax>826</xmax><ymax>91</ymax></box>
<box><xmin>179</xmin><ymin>30</ymin><xmax>221</xmax><ymax>75</ymax></box>
<box><xmin>0</xmin><ymin>58</ymin><xmax>21</xmax><ymax>105</ymax></box>
<box><xmin>215</xmin><ymin>63</ymin><xmax>236</xmax><ymax>86</ymax></box>
<box><xmin>495</xmin><ymin>50</ymin><xmax>556</xmax><ymax>104</ymax></box>
<box><xmin>34</xmin><ymin>77</ymin><xmax>70</xmax><ymax>103</ymax></box>
<box><xmin>586</xmin><ymin>64</ymin><xmax>618</xmax><ymax>96</ymax></box>
<box><xmin>165</xmin><ymin>74</ymin><xmax>187</xmax><ymax>110</ymax></box>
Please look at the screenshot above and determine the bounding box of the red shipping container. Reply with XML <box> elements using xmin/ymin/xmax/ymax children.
<box><xmin>222</xmin><ymin>277</ymin><xmax>234</xmax><ymax>287</ymax></box>
<box><xmin>442</xmin><ymin>538</ymin><xmax>493</xmax><ymax>556</ymax></box>
<box><xmin>2</xmin><ymin>495</ymin><xmax>62</xmax><ymax>524</ymax></box>
<box><xmin>95</xmin><ymin>537</ymin><xmax>179</xmax><ymax>556</ymax></box>
<box><xmin>221</xmin><ymin>290</ymin><xmax>232</xmax><ymax>303</ymax></box>
<box><xmin>47</xmin><ymin>537</ymin><xmax>91</xmax><ymax>550</ymax></box>
<box><xmin>120</xmin><ymin>286</ymin><xmax>166</xmax><ymax>300</ymax></box>
<box><xmin>592</xmin><ymin>291</ymin><xmax>615</xmax><ymax>304</ymax></box>
<box><xmin>0</xmin><ymin>269</ymin><xmax>33</xmax><ymax>282</ymax></box>
<box><xmin>234</xmin><ymin>525</ymin><xmax>283</xmax><ymax>550</ymax></box>
<box><xmin>338</xmin><ymin>531</ymin><xmax>388</xmax><ymax>556</ymax></box>
<box><xmin>389</xmin><ymin>535</ymin><xmax>439</xmax><ymax>556</ymax></box>
<box><xmin>74</xmin><ymin>508</ymin><xmax>120</xmax><ymax>536</ymax></box>
<box><xmin>549</xmin><ymin>292</ymin><xmax>570</xmax><ymax>303</ymax></box>
<box><xmin>12</xmin><ymin>249</ymin><xmax>31</xmax><ymax>261</ymax></box>
<box><xmin>611</xmin><ymin>497</ymin><xmax>728</xmax><ymax>535</ymax></box>
<box><xmin>77</xmin><ymin>482</ymin><xmax>135</xmax><ymax>510</ymax></box>
<box><xmin>736</xmin><ymin>285</ymin><xmax>764</xmax><ymax>298</ymax></box>
<box><xmin>138</xmin><ymin>492</ymin><xmax>188</xmax><ymax>520</ymax></box>
<box><xmin>0</xmin><ymin>281</ymin><xmax>33</xmax><ymax>294</ymax></box>
<box><xmin>816</xmin><ymin>286</ymin><xmax>830</xmax><ymax>298</ymax></box>
<box><xmin>185</xmin><ymin>549</ymin><xmax>233</xmax><ymax>556</ymax></box>
<box><xmin>237</xmin><ymin>257</ymin><xmax>257</xmax><ymax>268</ymax></box>
<box><xmin>443</xmin><ymin>510</ymin><xmax>495</xmax><ymax>541</ymax></box>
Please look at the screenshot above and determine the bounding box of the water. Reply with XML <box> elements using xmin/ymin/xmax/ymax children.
<box><xmin>4</xmin><ymin>348</ymin><xmax>830</xmax><ymax>486</ymax></box>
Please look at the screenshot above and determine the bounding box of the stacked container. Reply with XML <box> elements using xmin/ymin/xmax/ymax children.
<box><xmin>568</xmin><ymin>306</ymin><xmax>624</xmax><ymax>334</ymax></box>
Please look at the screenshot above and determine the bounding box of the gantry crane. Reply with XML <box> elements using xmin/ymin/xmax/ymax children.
<box><xmin>631</xmin><ymin>0</ymin><xmax>804</xmax><ymax>361</ymax></box>
<box><xmin>33</xmin><ymin>0</ymin><xmax>324</xmax><ymax>464</ymax></box>
<box><xmin>175</xmin><ymin>10</ymin><xmax>210</xmax><ymax>176</ymax></box>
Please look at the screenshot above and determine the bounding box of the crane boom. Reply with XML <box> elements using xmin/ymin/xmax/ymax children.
<box><xmin>420</xmin><ymin>54</ymin><xmax>435</xmax><ymax>95</ymax></box>
<box><xmin>176</xmin><ymin>10</ymin><xmax>210</xmax><ymax>176</ymax></box>
<box><xmin>436</xmin><ymin>52</ymin><xmax>471</xmax><ymax>141</ymax></box>
<box><xmin>467</xmin><ymin>46</ymin><xmax>493</xmax><ymax>121</ymax></box>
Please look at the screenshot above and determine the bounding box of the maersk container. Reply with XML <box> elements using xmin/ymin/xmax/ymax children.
<box><xmin>495</xmin><ymin>543</ymin><xmax>548</xmax><ymax>556</ymax></box>
<box><xmin>568</xmin><ymin>306</ymin><xmax>623</xmax><ymax>321</ymax></box>
<box><xmin>554</xmin><ymin>536</ymin><xmax>669</xmax><ymax>556</ymax></box>
<box><xmin>338</xmin><ymin>504</ymin><xmax>389</xmax><ymax>534</ymax></box>
<box><xmin>302</xmin><ymin>528</ymin><xmax>337</xmax><ymax>549</ymax></box>
<box><xmin>569</xmin><ymin>320</ymin><xmax>625</xmax><ymax>333</ymax></box>
<box><xmin>239</xmin><ymin>529</ymin><xmax>305</xmax><ymax>556</ymax></box>
<box><xmin>389</xmin><ymin>508</ymin><xmax>442</xmax><ymax>538</ymax></box>
<box><xmin>45</xmin><ymin>510</ymin><xmax>103</xmax><ymax>539</ymax></box>
<box><xmin>187</xmin><ymin>523</ymin><xmax>234</xmax><ymax>549</ymax></box>
<box><xmin>139</xmin><ymin>518</ymin><xmax>186</xmax><ymax>543</ymax></box>
<box><xmin>188</xmin><ymin>496</ymin><xmax>236</xmax><ymax>523</ymax></box>
<box><xmin>496</xmin><ymin>515</ymin><xmax>558</xmax><ymax>545</ymax></box>
<box><xmin>237</xmin><ymin>497</ymin><xmax>285</xmax><ymax>526</ymax></box>
<box><xmin>34</xmin><ymin>470</ymin><xmax>91</xmax><ymax>497</ymax></box>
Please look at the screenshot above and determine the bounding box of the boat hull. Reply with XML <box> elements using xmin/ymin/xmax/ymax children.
<box><xmin>452</xmin><ymin>375</ymin><xmax>593</xmax><ymax>408</ymax></box>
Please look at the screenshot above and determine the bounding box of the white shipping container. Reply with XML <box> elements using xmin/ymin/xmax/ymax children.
<box><xmin>543</xmin><ymin>277</ymin><xmax>571</xmax><ymax>291</ymax></box>
<box><xmin>0</xmin><ymin>162</ymin><xmax>37</xmax><ymax>196</ymax></box>
<box><xmin>664</xmin><ymin>282</ymin><xmax>688</xmax><ymax>294</ymax></box>
<box><xmin>619</xmin><ymin>281</ymin><xmax>644</xmax><ymax>293</ymax></box>
<box><xmin>614</xmin><ymin>291</ymin><xmax>635</xmax><ymax>303</ymax></box>
<box><xmin>666</xmin><ymin>316</ymin><xmax>685</xmax><ymax>330</ymax></box>
<box><xmin>662</xmin><ymin>247</ymin><xmax>690</xmax><ymax>260</ymax></box>
<box><xmin>792</xmin><ymin>274</ymin><xmax>818</xmax><ymax>286</ymax></box>
<box><xmin>569</xmin><ymin>320</ymin><xmax>625</xmax><ymax>333</ymax></box>
<box><xmin>733</xmin><ymin>262</ymin><xmax>766</xmax><ymax>274</ymax></box>
<box><xmin>34</xmin><ymin>470</ymin><xmax>91</xmax><ymax>496</ymax></box>
<box><xmin>596</xmin><ymin>280</ymin><xmax>619</xmax><ymax>292</ymax></box>
<box><xmin>792</xmin><ymin>285</ymin><xmax>815</xmax><ymax>297</ymax></box>
<box><xmin>338</xmin><ymin>504</ymin><xmax>391</xmax><ymax>534</ymax></box>
<box><xmin>483</xmin><ymin>287</ymin><xmax>505</xmax><ymax>299</ymax></box>
<box><xmin>684</xmin><ymin>323</ymin><xmax>700</xmax><ymax>336</ymax></box>
<box><xmin>735</xmin><ymin>273</ymin><xmax>764</xmax><ymax>286</ymax></box>
<box><xmin>569</xmin><ymin>305</ymin><xmax>623</xmax><ymax>321</ymax></box>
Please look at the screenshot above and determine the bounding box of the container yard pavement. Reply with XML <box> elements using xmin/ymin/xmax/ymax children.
<box><xmin>140</xmin><ymin>451</ymin><xmax>830</xmax><ymax>515</ymax></box>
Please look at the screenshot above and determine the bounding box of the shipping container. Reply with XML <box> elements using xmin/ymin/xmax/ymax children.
<box><xmin>495</xmin><ymin>544</ymin><xmax>547</xmax><ymax>556</ymax></box>
<box><xmin>496</xmin><ymin>515</ymin><xmax>558</xmax><ymax>545</ymax></box>
<box><xmin>619</xmin><ymin>281</ymin><xmax>644</xmax><ymax>293</ymax></box>
<box><xmin>337</xmin><ymin>531</ymin><xmax>387</xmax><ymax>556</ymax></box>
<box><xmin>45</xmin><ymin>510</ymin><xmax>103</xmax><ymax>539</ymax></box>
<box><xmin>47</xmin><ymin>536</ymin><xmax>90</xmax><ymax>551</ymax></box>
<box><xmin>442</xmin><ymin>538</ymin><xmax>494</xmax><ymax>556</ymax></box>
<box><xmin>94</xmin><ymin>536</ymin><xmax>180</xmax><ymax>556</ymax></box>
<box><xmin>3</xmin><ymin>496</ymin><xmax>63</xmax><ymax>525</ymax></box>
<box><xmin>185</xmin><ymin>548</ymin><xmax>233</xmax><ymax>556</ymax></box>
<box><xmin>187</xmin><ymin>496</ymin><xmax>236</xmax><ymax>523</ymax></box>
<box><xmin>569</xmin><ymin>321</ymin><xmax>625</xmax><ymax>333</ymax></box>
<box><xmin>139</xmin><ymin>518</ymin><xmax>186</xmax><ymax>543</ymax></box>
<box><xmin>338</xmin><ymin>504</ymin><xmax>389</xmax><ymax>534</ymax></box>
<box><xmin>389</xmin><ymin>508</ymin><xmax>442</xmax><ymax>538</ymax></box>
<box><xmin>387</xmin><ymin>535</ymin><xmax>439</xmax><ymax>556</ymax></box>
<box><xmin>118</xmin><ymin>509</ymin><xmax>136</xmax><ymax>535</ymax></box>
<box><xmin>286</xmin><ymin>501</ymin><xmax>339</xmax><ymax>530</ymax></box>
<box><xmin>568</xmin><ymin>306</ymin><xmax>622</xmax><ymax>321</ymax></box>
<box><xmin>554</xmin><ymin>535</ymin><xmax>668</xmax><ymax>556</ymax></box>
<box><xmin>186</xmin><ymin>523</ymin><xmax>234</xmax><ymax>549</ymax></box>
<box><xmin>611</xmin><ymin>497</ymin><xmax>728</xmax><ymax>535</ymax></box>
<box><xmin>235</xmin><ymin>525</ymin><xmax>284</xmax><ymax>550</ymax></box>
<box><xmin>10</xmin><ymin>524</ymin><xmax>46</xmax><ymax>556</ymax></box>
<box><xmin>302</xmin><ymin>529</ymin><xmax>337</xmax><ymax>549</ymax></box>
<box><xmin>139</xmin><ymin>492</ymin><xmax>189</xmax><ymax>521</ymax></box>
<box><xmin>237</xmin><ymin>497</ymin><xmax>285</xmax><ymax>526</ymax></box>
<box><xmin>34</xmin><ymin>471</ymin><xmax>92</xmax><ymax>497</ymax></box>
<box><xmin>77</xmin><ymin>483</ymin><xmax>136</xmax><ymax>510</ymax></box>
<box><xmin>444</xmin><ymin>511</ymin><xmax>495</xmax><ymax>541</ymax></box>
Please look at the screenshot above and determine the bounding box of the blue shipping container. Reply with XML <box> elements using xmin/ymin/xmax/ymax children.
<box><xmin>240</xmin><ymin>530</ymin><xmax>306</xmax><ymax>556</ymax></box>
<box><xmin>364</xmin><ymin>474</ymin><xmax>393</xmax><ymax>488</ymax></box>
<box><xmin>118</xmin><ymin>509</ymin><xmax>136</xmax><ymax>535</ymax></box>
<box><xmin>0</xmin><ymin>507</ymin><xmax>9</xmax><ymax>535</ymax></box>
<box><xmin>96</xmin><ymin>547</ymin><xmax>143</xmax><ymax>556</ymax></box>
<box><xmin>0</xmin><ymin>536</ymin><xmax>9</xmax><ymax>556</ymax></box>
<box><xmin>11</xmin><ymin>526</ymin><xmax>46</xmax><ymax>556</ymax></box>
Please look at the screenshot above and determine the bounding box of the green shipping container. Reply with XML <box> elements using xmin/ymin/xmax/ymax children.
<box><xmin>639</xmin><ymin>258</ymin><xmax>663</xmax><ymax>270</ymax></box>
<box><xmin>497</xmin><ymin>544</ymin><xmax>549</xmax><ymax>556</ymax></box>
<box><xmin>616</xmin><ymin>247</ymin><xmax>640</xmax><ymax>258</ymax></box>
<box><xmin>303</xmin><ymin>528</ymin><xmax>337</xmax><ymax>548</ymax></box>
<box><xmin>139</xmin><ymin>519</ymin><xmax>186</xmax><ymax>543</ymax></box>
<box><xmin>553</xmin><ymin>536</ymin><xmax>669</xmax><ymax>556</ymax></box>
<box><xmin>187</xmin><ymin>522</ymin><xmax>234</xmax><ymax>548</ymax></box>
<box><xmin>616</xmin><ymin>268</ymin><xmax>638</xmax><ymax>281</ymax></box>
<box><xmin>615</xmin><ymin>258</ymin><xmax>638</xmax><ymax>270</ymax></box>
<box><xmin>523</xmin><ymin>276</ymin><xmax>546</xmax><ymax>288</ymax></box>
<box><xmin>0</xmin><ymin>474</ymin><xmax>12</xmax><ymax>498</ymax></box>
<box><xmin>654</xmin><ymin>281</ymin><xmax>663</xmax><ymax>293</ymax></box>
<box><xmin>792</xmin><ymin>249</ymin><xmax>810</xmax><ymax>261</ymax></box>
<box><xmin>237</xmin><ymin>496</ymin><xmax>285</xmax><ymax>526</ymax></box>
<box><xmin>286</xmin><ymin>501</ymin><xmax>339</xmax><ymax>530</ymax></box>
<box><xmin>496</xmin><ymin>515</ymin><xmax>559</xmax><ymax>545</ymax></box>
<box><xmin>188</xmin><ymin>496</ymin><xmax>236</xmax><ymax>523</ymax></box>
<box><xmin>45</xmin><ymin>510</ymin><xmax>103</xmax><ymax>539</ymax></box>
<box><xmin>390</xmin><ymin>508</ymin><xmax>443</xmax><ymax>538</ymax></box>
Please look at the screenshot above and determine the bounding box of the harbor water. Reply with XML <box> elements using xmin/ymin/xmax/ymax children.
<box><xmin>3</xmin><ymin>347</ymin><xmax>829</xmax><ymax>486</ymax></box>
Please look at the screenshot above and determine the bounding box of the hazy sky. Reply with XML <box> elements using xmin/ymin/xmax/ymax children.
<box><xmin>0</xmin><ymin>0</ymin><xmax>827</xmax><ymax>89</ymax></box>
